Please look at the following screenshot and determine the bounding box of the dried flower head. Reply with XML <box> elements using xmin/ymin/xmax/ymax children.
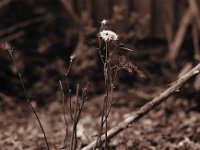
<box><xmin>101</xmin><ymin>19</ymin><xmax>107</xmax><ymax>25</ymax></box>
<box><xmin>70</xmin><ymin>54</ymin><xmax>75</xmax><ymax>62</ymax></box>
<box><xmin>99</xmin><ymin>30</ymin><xmax>118</xmax><ymax>42</ymax></box>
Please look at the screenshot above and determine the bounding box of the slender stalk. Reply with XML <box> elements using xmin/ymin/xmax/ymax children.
<box><xmin>97</xmin><ymin>23</ymin><xmax>119</xmax><ymax>149</ymax></box>
<box><xmin>27</xmin><ymin>99</ymin><xmax>50</xmax><ymax>150</ymax></box>
<box><xmin>59</xmin><ymin>81</ymin><xmax>69</xmax><ymax>150</ymax></box>
<box><xmin>70</xmin><ymin>84</ymin><xmax>80</xmax><ymax>150</ymax></box>
<box><xmin>7</xmin><ymin>49</ymin><xmax>50</xmax><ymax>150</ymax></box>
<box><xmin>101</xmin><ymin>42</ymin><xmax>111</xmax><ymax>149</ymax></box>
<box><xmin>96</xmin><ymin>37</ymin><xmax>116</xmax><ymax>149</ymax></box>
<box><xmin>94</xmin><ymin>99</ymin><xmax>105</xmax><ymax>150</ymax></box>
<box><xmin>65</xmin><ymin>58</ymin><xmax>74</xmax><ymax>121</ymax></box>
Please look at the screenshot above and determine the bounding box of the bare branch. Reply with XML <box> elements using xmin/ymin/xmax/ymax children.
<box><xmin>82</xmin><ymin>63</ymin><xmax>200</xmax><ymax>150</ymax></box>
<box><xmin>0</xmin><ymin>14</ymin><xmax>51</xmax><ymax>38</ymax></box>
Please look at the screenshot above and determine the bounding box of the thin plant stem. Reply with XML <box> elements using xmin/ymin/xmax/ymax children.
<box><xmin>27</xmin><ymin>99</ymin><xmax>50</xmax><ymax>150</ymax></box>
<box><xmin>96</xmin><ymin>39</ymin><xmax>116</xmax><ymax>149</ymax></box>
<box><xmin>65</xmin><ymin>73</ymin><xmax>73</xmax><ymax>121</ymax></box>
<box><xmin>70</xmin><ymin>84</ymin><xmax>80</xmax><ymax>150</ymax></box>
<box><xmin>104</xmin><ymin>42</ymin><xmax>109</xmax><ymax>149</ymax></box>
<box><xmin>7</xmin><ymin>49</ymin><xmax>50</xmax><ymax>150</ymax></box>
<box><xmin>65</xmin><ymin>60</ymin><xmax>74</xmax><ymax>121</ymax></box>
<box><xmin>98</xmin><ymin>48</ymin><xmax>105</xmax><ymax>65</ymax></box>
<box><xmin>59</xmin><ymin>80</ymin><xmax>69</xmax><ymax>150</ymax></box>
<box><xmin>94</xmin><ymin>95</ymin><xmax>106</xmax><ymax>150</ymax></box>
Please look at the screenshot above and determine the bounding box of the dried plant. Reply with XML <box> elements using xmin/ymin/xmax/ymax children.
<box><xmin>94</xmin><ymin>19</ymin><xmax>146</xmax><ymax>149</ymax></box>
<box><xmin>2</xmin><ymin>42</ymin><xmax>50</xmax><ymax>150</ymax></box>
<box><xmin>59</xmin><ymin>55</ymin><xmax>88</xmax><ymax>150</ymax></box>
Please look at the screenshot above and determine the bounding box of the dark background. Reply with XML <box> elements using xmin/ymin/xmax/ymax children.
<box><xmin>0</xmin><ymin>0</ymin><xmax>196</xmax><ymax>103</ymax></box>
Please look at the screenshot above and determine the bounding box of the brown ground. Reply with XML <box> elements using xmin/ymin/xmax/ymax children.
<box><xmin>1</xmin><ymin>45</ymin><xmax>200</xmax><ymax>150</ymax></box>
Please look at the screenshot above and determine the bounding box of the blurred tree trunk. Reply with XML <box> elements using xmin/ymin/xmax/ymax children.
<box><xmin>131</xmin><ymin>0</ymin><xmax>152</xmax><ymax>14</ymax></box>
<box><xmin>151</xmin><ymin>0</ymin><xmax>174</xmax><ymax>38</ymax></box>
<box><xmin>76</xmin><ymin>0</ymin><xmax>199</xmax><ymax>39</ymax></box>
<box><xmin>58</xmin><ymin>0</ymin><xmax>200</xmax><ymax>38</ymax></box>
<box><xmin>112</xmin><ymin>0</ymin><xmax>129</xmax><ymax>32</ymax></box>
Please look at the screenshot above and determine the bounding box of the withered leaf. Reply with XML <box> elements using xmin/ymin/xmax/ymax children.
<box><xmin>118</xmin><ymin>56</ymin><xmax>146</xmax><ymax>78</ymax></box>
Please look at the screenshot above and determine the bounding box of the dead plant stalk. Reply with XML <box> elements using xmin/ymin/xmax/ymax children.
<box><xmin>7</xmin><ymin>48</ymin><xmax>50</xmax><ymax>150</ymax></box>
<box><xmin>95</xmin><ymin>28</ymin><xmax>117</xmax><ymax>149</ymax></box>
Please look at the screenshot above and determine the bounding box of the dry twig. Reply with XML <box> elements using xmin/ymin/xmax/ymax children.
<box><xmin>82</xmin><ymin>63</ymin><xmax>200</xmax><ymax>150</ymax></box>
<box><xmin>0</xmin><ymin>14</ymin><xmax>51</xmax><ymax>38</ymax></box>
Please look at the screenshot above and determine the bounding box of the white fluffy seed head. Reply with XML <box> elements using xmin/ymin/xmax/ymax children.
<box><xmin>101</xmin><ymin>19</ymin><xmax>107</xmax><ymax>25</ymax></box>
<box><xmin>99</xmin><ymin>30</ymin><xmax>118</xmax><ymax>42</ymax></box>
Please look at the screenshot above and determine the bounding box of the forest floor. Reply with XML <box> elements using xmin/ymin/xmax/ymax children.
<box><xmin>1</xmin><ymin>44</ymin><xmax>200</xmax><ymax>150</ymax></box>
